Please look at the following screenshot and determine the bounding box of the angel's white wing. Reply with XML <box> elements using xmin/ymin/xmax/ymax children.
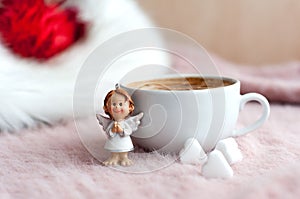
<box><xmin>96</xmin><ymin>114</ymin><xmax>112</xmax><ymax>131</ymax></box>
<box><xmin>125</xmin><ymin>112</ymin><xmax>144</xmax><ymax>131</ymax></box>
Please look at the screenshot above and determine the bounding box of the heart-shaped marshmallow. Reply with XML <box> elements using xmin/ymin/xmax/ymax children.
<box><xmin>202</xmin><ymin>150</ymin><xmax>233</xmax><ymax>179</ymax></box>
<box><xmin>215</xmin><ymin>137</ymin><xmax>243</xmax><ymax>165</ymax></box>
<box><xmin>179</xmin><ymin>138</ymin><xmax>207</xmax><ymax>165</ymax></box>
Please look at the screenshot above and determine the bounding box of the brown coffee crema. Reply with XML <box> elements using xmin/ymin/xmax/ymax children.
<box><xmin>127</xmin><ymin>77</ymin><xmax>234</xmax><ymax>91</ymax></box>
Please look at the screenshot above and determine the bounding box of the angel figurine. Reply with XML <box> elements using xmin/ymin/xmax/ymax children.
<box><xmin>96</xmin><ymin>84</ymin><xmax>143</xmax><ymax>166</ymax></box>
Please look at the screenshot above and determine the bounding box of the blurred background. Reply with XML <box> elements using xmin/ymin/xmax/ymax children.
<box><xmin>137</xmin><ymin>0</ymin><xmax>300</xmax><ymax>66</ymax></box>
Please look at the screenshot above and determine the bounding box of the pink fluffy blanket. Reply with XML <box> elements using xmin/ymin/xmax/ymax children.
<box><xmin>1</xmin><ymin>56</ymin><xmax>300</xmax><ymax>199</ymax></box>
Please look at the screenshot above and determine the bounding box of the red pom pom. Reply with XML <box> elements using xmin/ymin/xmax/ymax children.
<box><xmin>0</xmin><ymin>0</ymin><xmax>87</xmax><ymax>60</ymax></box>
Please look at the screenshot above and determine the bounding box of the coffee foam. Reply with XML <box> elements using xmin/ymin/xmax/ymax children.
<box><xmin>127</xmin><ymin>77</ymin><xmax>233</xmax><ymax>91</ymax></box>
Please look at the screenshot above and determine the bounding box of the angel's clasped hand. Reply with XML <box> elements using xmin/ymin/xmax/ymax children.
<box><xmin>111</xmin><ymin>122</ymin><xmax>123</xmax><ymax>133</ymax></box>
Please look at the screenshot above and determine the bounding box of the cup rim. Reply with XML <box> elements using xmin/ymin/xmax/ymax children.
<box><xmin>121</xmin><ymin>74</ymin><xmax>239</xmax><ymax>93</ymax></box>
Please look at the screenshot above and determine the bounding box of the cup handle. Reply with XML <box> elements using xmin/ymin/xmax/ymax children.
<box><xmin>233</xmin><ymin>93</ymin><xmax>270</xmax><ymax>137</ymax></box>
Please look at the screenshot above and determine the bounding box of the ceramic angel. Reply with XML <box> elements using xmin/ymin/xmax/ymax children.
<box><xmin>96</xmin><ymin>84</ymin><xmax>143</xmax><ymax>166</ymax></box>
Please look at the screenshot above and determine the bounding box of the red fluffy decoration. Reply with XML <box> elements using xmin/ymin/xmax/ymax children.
<box><xmin>0</xmin><ymin>0</ymin><xmax>86</xmax><ymax>60</ymax></box>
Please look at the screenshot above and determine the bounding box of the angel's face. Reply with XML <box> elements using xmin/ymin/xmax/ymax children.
<box><xmin>109</xmin><ymin>93</ymin><xmax>130</xmax><ymax>121</ymax></box>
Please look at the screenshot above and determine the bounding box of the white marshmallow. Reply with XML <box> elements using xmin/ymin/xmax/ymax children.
<box><xmin>179</xmin><ymin>138</ymin><xmax>207</xmax><ymax>165</ymax></box>
<box><xmin>202</xmin><ymin>150</ymin><xmax>233</xmax><ymax>179</ymax></box>
<box><xmin>215</xmin><ymin>137</ymin><xmax>243</xmax><ymax>165</ymax></box>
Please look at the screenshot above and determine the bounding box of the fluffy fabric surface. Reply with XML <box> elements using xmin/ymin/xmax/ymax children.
<box><xmin>172</xmin><ymin>46</ymin><xmax>300</xmax><ymax>104</ymax></box>
<box><xmin>1</xmin><ymin>56</ymin><xmax>300</xmax><ymax>198</ymax></box>
<box><xmin>215</xmin><ymin>57</ymin><xmax>300</xmax><ymax>104</ymax></box>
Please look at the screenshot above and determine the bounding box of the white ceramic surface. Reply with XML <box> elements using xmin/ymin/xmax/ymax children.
<box><xmin>121</xmin><ymin>75</ymin><xmax>270</xmax><ymax>153</ymax></box>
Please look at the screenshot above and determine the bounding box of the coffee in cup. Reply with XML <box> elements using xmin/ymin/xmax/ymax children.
<box><xmin>126</xmin><ymin>77</ymin><xmax>233</xmax><ymax>91</ymax></box>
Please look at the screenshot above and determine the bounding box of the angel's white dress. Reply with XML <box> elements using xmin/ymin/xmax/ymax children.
<box><xmin>104</xmin><ymin>120</ymin><xmax>134</xmax><ymax>152</ymax></box>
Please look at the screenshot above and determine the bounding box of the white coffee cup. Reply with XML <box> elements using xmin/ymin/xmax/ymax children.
<box><xmin>121</xmin><ymin>75</ymin><xmax>270</xmax><ymax>153</ymax></box>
